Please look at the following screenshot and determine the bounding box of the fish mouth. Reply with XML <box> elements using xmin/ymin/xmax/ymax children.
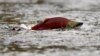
<box><xmin>74</xmin><ymin>22</ymin><xmax>83</xmax><ymax>27</ymax></box>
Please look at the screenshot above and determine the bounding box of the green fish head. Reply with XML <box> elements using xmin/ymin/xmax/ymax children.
<box><xmin>66</xmin><ymin>20</ymin><xmax>83</xmax><ymax>29</ymax></box>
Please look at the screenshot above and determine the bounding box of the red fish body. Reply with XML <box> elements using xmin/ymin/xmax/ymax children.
<box><xmin>31</xmin><ymin>17</ymin><xmax>69</xmax><ymax>30</ymax></box>
<box><xmin>11</xmin><ymin>17</ymin><xmax>83</xmax><ymax>31</ymax></box>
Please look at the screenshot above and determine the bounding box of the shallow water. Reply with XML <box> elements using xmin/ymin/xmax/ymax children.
<box><xmin>0</xmin><ymin>2</ymin><xmax>100</xmax><ymax>56</ymax></box>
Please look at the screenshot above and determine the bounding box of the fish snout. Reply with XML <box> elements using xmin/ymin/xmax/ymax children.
<box><xmin>75</xmin><ymin>22</ymin><xmax>83</xmax><ymax>27</ymax></box>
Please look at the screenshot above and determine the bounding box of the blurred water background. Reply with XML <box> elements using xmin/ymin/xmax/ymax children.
<box><xmin>0</xmin><ymin>0</ymin><xmax>100</xmax><ymax>56</ymax></box>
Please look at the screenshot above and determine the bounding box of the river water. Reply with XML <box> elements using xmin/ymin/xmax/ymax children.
<box><xmin>0</xmin><ymin>2</ymin><xmax>100</xmax><ymax>56</ymax></box>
